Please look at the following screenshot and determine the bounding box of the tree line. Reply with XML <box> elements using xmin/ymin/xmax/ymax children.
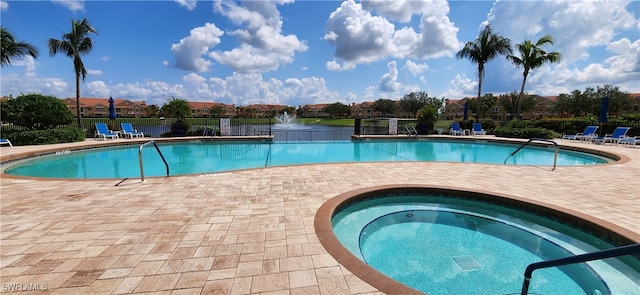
<box><xmin>2</xmin><ymin>20</ymin><xmax>635</xmax><ymax>127</ymax></box>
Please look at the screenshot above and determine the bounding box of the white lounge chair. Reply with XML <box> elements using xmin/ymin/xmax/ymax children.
<box><xmin>562</xmin><ymin>125</ymin><xmax>598</xmax><ymax>141</ymax></box>
<box><xmin>0</xmin><ymin>138</ymin><xmax>13</xmax><ymax>147</ymax></box>
<box><xmin>120</xmin><ymin>123</ymin><xmax>144</xmax><ymax>139</ymax></box>
<box><xmin>472</xmin><ymin>123</ymin><xmax>486</xmax><ymax>136</ymax></box>
<box><xmin>450</xmin><ymin>122</ymin><xmax>464</xmax><ymax>136</ymax></box>
<box><xmin>618</xmin><ymin>136</ymin><xmax>639</xmax><ymax>147</ymax></box>
<box><xmin>591</xmin><ymin>127</ymin><xmax>630</xmax><ymax>145</ymax></box>
<box><xmin>95</xmin><ymin>123</ymin><xmax>118</xmax><ymax>140</ymax></box>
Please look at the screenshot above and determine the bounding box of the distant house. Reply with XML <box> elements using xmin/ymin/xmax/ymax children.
<box><xmin>49</xmin><ymin>93</ymin><xmax>640</xmax><ymax>120</ymax></box>
<box><xmin>300</xmin><ymin>103</ymin><xmax>330</xmax><ymax>118</ymax></box>
<box><xmin>60</xmin><ymin>97</ymin><xmax>147</xmax><ymax>118</ymax></box>
<box><xmin>444</xmin><ymin>95</ymin><xmax>560</xmax><ymax>121</ymax></box>
<box><xmin>188</xmin><ymin>101</ymin><xmax>236</xmax><ymax>118</ymax></box>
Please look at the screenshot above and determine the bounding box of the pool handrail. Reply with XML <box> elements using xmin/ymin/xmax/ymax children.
<box><xmin>504</xmin><ymin>138</ymin><xmax>558</xmax><ymax>170</ymax></box>
<box><xmin>139</xmin><ymin>140</ymin><xmax>169</xmax><ymax>181</ymax></box>
<box><xmin>520</xmin><ymin>243</ymin><xmax>640</xmax><ymax>295</ymax></box>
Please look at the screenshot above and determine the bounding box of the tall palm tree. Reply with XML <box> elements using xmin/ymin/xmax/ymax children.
<box><xmin>507</xmin><ymin>35</ymin><xmax>561</xmax><ymax>119</ymax></box>
<box><xmin>48</xmin><ymin>18</ymin><xmax>98</xmax><ymax>128</ymax></box>
<box><xmin>1</xmin><ymin>27</ymin><xmax>39</xmax><ymax>67</ymax></box>
<box><xmin>456</xmin><ymin>25</ymin><xmax>512</xmax><ymax>120</ymax></box>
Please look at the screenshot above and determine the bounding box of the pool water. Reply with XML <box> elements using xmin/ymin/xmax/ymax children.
<box><xmin>332</xmin><ymin>195</ymin><xmax>640</xmax><ymax>295</ymax></box>
<box><xmin>3</xmin><ymin>139</ymin><xmax>610</xmax><ymax>179</ymax></box>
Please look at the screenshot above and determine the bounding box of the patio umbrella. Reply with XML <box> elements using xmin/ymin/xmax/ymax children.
<box><xmin>463</xmin><ymin>100</ymin><xmax>469</xmax><ymax>121</ymax></box>
<box><xmin>599</xmin><ymin>96</ymin><xmax>609</xmax><ymax>123</ymax></box>
<box><xmin>108</xmin><ymin>96</ymin><xmax>116</xmax><ymax>120</ymax></box>
<box><xmin>108</xmin><ymin>97</ymin><xmax>116</xmax><ymax>131</ymax></box>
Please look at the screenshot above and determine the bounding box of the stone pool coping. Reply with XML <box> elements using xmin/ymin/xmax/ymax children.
<box><xmin>314</xmin><ymin>184</ymin><xmax>639</xmax><ymax>295</ymax></box>
<box><xmin>1</xmin><ymin>136</ymin><xmax>638</xmax><ymax>294</ymax></box>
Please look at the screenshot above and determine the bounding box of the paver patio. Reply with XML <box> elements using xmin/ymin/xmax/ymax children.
<box><xmin>1</xmin><ymin>138</ymin><xmax>638</xmax><ymax>294</ymax></box>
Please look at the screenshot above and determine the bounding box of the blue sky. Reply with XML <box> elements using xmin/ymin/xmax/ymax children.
<box><xmin>1</xmin><ymin>0</ymin><xmax>638</xmax><ymax>108</ymax></box>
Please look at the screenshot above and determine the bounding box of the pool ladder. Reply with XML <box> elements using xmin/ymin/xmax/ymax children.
<box><xmin>504</xmin><ymin>138</ymin><xmax>558</xmax><ymax>171</ymax></box>
<box><xmin>139</xmin><ymin>141</ymin><xmax>169</xmax><ymax>181</ymax></box>
<box><xmin>520</xmin><ymin>243</ymin><xmax>640</xmax><ymax>295</ymax></box>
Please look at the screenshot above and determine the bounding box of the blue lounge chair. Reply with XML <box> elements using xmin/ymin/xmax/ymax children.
<box><xmin>472</xmin><ymin>123</ymin><xmax>486</xmax><ymax>136</ymax></box>
<box><xmin>95</xmin><ymin>123</ymin><xmax>118</xmax><ymax>140</ymax></box>
<box><xmin>120</xmin><ymin>123</ymin><xmax>144</xmax><ymax>139</ymax></box>
<box><xmin>450</xmin><ymin>122</ymin><xmax>464</xmax><ymax>136</ymax></box>
<box><xmin>562</xmin><ymin>125</ymin><xmax>598</xmax><ymax>141</ymax></box>
<box><xmin>0</xmin><ymin>138</ymin><xmax>13</xmax><ymax>147</ymax></box>
<box><xmin>618</xmin><ymin>136</ymin><xmax>639</xmax><ymax>147</ymax></box>
<box><xmin>591</xmin><ymin>127</ymin><xmax>630</xmax><ymax>145</ymax></box>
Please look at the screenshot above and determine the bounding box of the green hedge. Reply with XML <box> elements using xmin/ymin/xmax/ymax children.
<box><xmin>6</xmin><ymin>127</ymin><xmax>86</xmax><ymax>146</ymax></box>
<box><xmin>493</xmin><ymin>127</ymin><xmax>558</xmax><ymax>139</ymax></box>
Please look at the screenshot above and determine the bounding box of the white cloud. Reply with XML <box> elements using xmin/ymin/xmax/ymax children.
<box><xmin>403</xmin><ymin>60</ymin><xmax>428</xmax><ymax>76</ymax></box>
<box><xmin>487</xmin><ymin>0</ymin><xmax>637</xmax><ymax>64</ymax></box>
<box><xmin>378</xmin><ymin>61</ymin><xmax>400</xmax><ymax>92</ymax></box>
<box><xmin>1</xmin><ymin>1</ymin><xmax>8</xmax><ymax>10</ymax></box>
<box><xmin>326</xmin><ymin>60</ymin><xmax>356</xmax><ymax>71</ymax></box>
<box><xmin>444</xmin><ymin>74</ymin><xmax>477</xmax><ymax>98</ymax></box>
<box><xmin>362</xmin><ymin>0</ymin><xmax>449</xmax><ymax>23</ymax></box>
<box><xmin>324</xmin><ymin>0</ymin><xmax>396</xmax><ymax>64</ymax></box>
<box><xmin>86</xmin><ymin>80</ymin><xmax>110</xmax><ymax>97</ymax></box>
<box><xmin>324</xmin><ymin>0</ymin><xmax>460</xmax><ymax>67</ymax></box>
<box><xmin>86</xmin><ymin>69</ymin><xmax>103</xmax><ymax>76</ymax></box>
<box><xmin>171</xmin><ymin>23</ymin><xmax>224</xmax><ymax>72</ymax></box>
<box><xmin>210</xmin><ymin>0</ymin><xmax>308</xmax><ymax>73</ymax></box>
<box><xmin>481</xmin><ymin>0</ymin><xmax>640</xmax><ymax>96</ymax></box>
<box><xmin>175</xmin><ymin>0</ymin><xmax>197</xmax><ymax>10</ymax></box>
<box><xmin>51</xmin><ymin>0</ymin><xmax>84</xmax><ymax>12</ymax></box>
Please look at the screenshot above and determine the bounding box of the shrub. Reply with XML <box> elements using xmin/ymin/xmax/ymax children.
<box><xmin>1</xmin><ymin>93</ymin><xmax>73</xmax><ymax>130</ymax></box>
<box><xmin>493</xmin><ymin>127</ymin><xmax>558</xmax><ymax>139</ymax></box>
<box><xmin>8</xmin><ymin>127</ymin><xmax>85</xmax><ymax>145</ymax></box>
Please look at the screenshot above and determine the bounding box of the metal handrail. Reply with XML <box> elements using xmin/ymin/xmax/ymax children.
<box><xmin>504</xmin><ymin>138</ymin><xmax>559</xmax><ymax>170</ymax></box>
<box><xmin>138</xmin><ymin>140</ymin><xmax>169</xmax><ymax>181</ymax></box>
<box><xmin>521</xmin><ymin>243</ymin><xmax>640</xmax><ymax>295</ymax></box>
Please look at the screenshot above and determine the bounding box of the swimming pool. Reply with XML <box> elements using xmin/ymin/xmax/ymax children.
<box><xmin>2</xmin><ymin>139</ymin><xmax>611</xmax><ymax>179</ymax></box>
<box><xmin>321</xmin><ymin>186</ymin><xmax>640</xmax><ymax>295</ymax></box>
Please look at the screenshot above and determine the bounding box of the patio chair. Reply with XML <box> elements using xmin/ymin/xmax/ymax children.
<box><xmin>618</xmin><ymin>136</ymin><xmax>639</xmax><ymax>147</ymax></box>
<box><xmin>120</xmin><ymin>123</ymin><xmax>144</xmax><ymax>139</ymax></box>
<box><xmin>0</xmin><ymin>138</ymin><xmax>13</xmax><ymax>147</ymax></box>
<box><xmin>405</xmin><ymin>125</ymin><xmax>418</xmax><ymax>137</ymax></box>
<box><xmin>472</xmin><ymin>123</ymin><xmax>486</xmax><ymax>136</ymax></box>
<box><xmin>95</xmin><ymin>123</ymin><xmax>118</xmax><ymax>140</ymax></box>
<box><xmin>591</xmin><ymin>127</ymin><xmax>630</xmax><ymax>145</ymax></box>
<box><xmin>562</xmin><ymin>125</ymin><xmax>598</xmax><ymax>141</ymax></box>
<box><xmin>450</xmin><ymin>122</ymin><xmax>464</xmax><ymax>136</ymax></box>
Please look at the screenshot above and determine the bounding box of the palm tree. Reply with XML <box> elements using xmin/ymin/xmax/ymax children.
<box><xmin>456</xmin><ymin>25</ymin><xmax>512</xmax><ymax>121</ymax></box>
<box><xmin>48</xmin><ymin>18</ymin><xmax>98</xmax><ymax>128</ymax></box>
<box><xmin>1</xmin><ymin>27</ymin><xmax>39</xmax><ymax>67</ymax></box>
<box><xmin>507</xmin><ymin>35</ymin><xmax>561</xmax><ymax>119</ymax></box>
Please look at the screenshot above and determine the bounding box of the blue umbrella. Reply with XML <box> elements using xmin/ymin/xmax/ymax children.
<box><xmin>463</xmin><ymin>100</ymin><xmax>469</xmax><ymax>121</ymax></box>
<box><xmin>599</xmin><ymin>96</ymin><xmax>609</xmax><ymax>123</ymax></box>
<box><xmin>108</xmin><ymin>97</ymin><xmax>116</xmax><ymax>120</ymax></box>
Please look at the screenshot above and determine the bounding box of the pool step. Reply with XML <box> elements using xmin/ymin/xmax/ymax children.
<box><xmin>451</xmin><ymin>255</ymin><xmax>483</xmax><ymax>271</ymax></box>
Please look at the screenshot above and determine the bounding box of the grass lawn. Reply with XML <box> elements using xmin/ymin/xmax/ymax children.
<box><xmin>296</xmin><ymin>118</ymin><xmax>354</xmax><ymax>126</ymax></box>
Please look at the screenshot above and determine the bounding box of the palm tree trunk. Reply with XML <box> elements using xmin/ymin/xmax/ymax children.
<box><xmin>476</xmin><ymin>64</ymin><xmax>483</xmax><ymax>122</ymax></box>
<box><xmin>516</xmin><ymin>69</ymin><xmax>528</xmax><ymax>120</ymax></box>
<box><xmin>75</xmin><ymin>73</ymin><xmax>82</xmax><ymax>129</ymax></box>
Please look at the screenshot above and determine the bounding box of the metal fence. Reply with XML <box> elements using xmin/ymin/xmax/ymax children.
<box><xmin>2</xmin><ymin>117</ymin><xmax>639</xmax><ymax>140</ymax></box>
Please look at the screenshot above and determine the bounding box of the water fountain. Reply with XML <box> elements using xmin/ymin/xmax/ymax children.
<box><xmin>273</xmin><ymin>111</ymin><xmax>309</xmax><ymax>129</ymax></box>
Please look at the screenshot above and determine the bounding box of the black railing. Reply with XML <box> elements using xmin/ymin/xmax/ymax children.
<box><xmin>520</xmin><ymin>243</ymin><xmax>640</xmax><ymax>295</ymax></box>
<box><xmin>2</xmin><ymin>118</ymin><xmax>639</xmax><ymax>139</ymax></box>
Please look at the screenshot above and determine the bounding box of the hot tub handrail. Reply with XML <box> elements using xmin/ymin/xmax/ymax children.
<box><xmin>504</xmin><ymin>138</ymin><xmax>558</xmax><ymax>170</ymax></box>
<box><xmin>520</xmin><ymin>243</ymin><xmax>640</xmax><ymax>295</ymax></box>
<box><xmin>139</xmin><ymin>140</ymin><xmax>169</xmax><ymax>181</ymax></box>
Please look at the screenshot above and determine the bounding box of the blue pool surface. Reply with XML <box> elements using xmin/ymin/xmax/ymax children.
<box><xmin>332</xmin><ymin>194</ymin><xmax>640</xmax><ymax>295</ymax></box>
<box><xmin>3</xmin><ymin>139</ymin><xmax>610</xmax><ymax>179</ymax></box>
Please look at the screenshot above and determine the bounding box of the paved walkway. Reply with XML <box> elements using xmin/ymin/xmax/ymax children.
<box><xmin>1</xmin><ymin>138</ymin><xmax>638</xmax><ymax>294</ymax></box>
